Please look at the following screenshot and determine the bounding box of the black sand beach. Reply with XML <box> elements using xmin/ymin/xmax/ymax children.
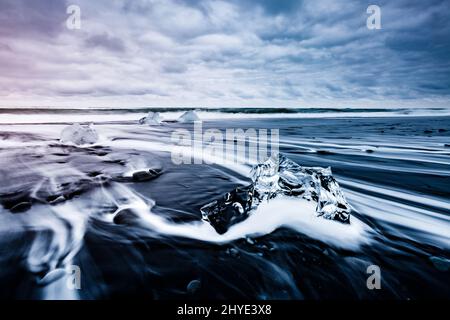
<box><xmin>0</xmin><ymin>113</ymin><xmax>449</xmax><ymax>299</ymax></box>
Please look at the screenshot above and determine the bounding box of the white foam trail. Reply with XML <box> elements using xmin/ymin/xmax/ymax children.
<box><xmin>0</xmin><ymin>139</ymin><xmax>49</xmax><ymax>149</ymax></box>
<box><xmin>106</xmin><ymin>139</ymin><xmax>251</xmax><ymax>178</ymax></box>
<box><xmin>341</xmin><ymin>179</ymin><xmax>450</xmax><ymax>213</ymax></box>
<box><xmin>101</xmin><ymin>138</ymin><xmax>371</xmax><ymax>249</ymax></box>
<box><xmin>41</xmin><ymin>274</ymin><xmax>79</xmax><ymax>300</ymax></box>
<box><xmin>346</xmin><ymin>189</ymin><xmax>450</xmax><ymax>248</ymax></box>
<box><xmin>23</xmin><ymin>202</ymin><xmax>87</xmax><ymax>274</ymax></box>
<box><xmin>112</xmin><ymin>184</ymin><xmax>370</xmax><ymax>250</ymax></box>
<box><xmin>0</xmin><ymin>199</ymin><xmax>88</xmax><ymax>300</ymax></box>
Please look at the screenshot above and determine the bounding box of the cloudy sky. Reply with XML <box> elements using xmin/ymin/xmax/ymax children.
<box><xmin>0</xmin><ymin>0</ymin><xmax>449</xmax><ymax>108</ymax></box>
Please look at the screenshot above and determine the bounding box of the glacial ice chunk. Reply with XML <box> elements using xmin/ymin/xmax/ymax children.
<box><xmin>178</xmin><ymin>110</ymin><xmax>200</xmax><ymax>123</ymax></box>
<box><xmin>60</xmin><ymin>123</ymin><xmax>98</xmax><ymax>146</ymax></box>
<box><xmin>251</xmin><ymin>154</ymin><xmax>350</xmax><ymax>223</ymax></box>
<box><xmin>200</xmin><ymin>185</ymin><xmax>256</xmax><ymax>234</ymax></box>
<box><xmin>139</xmin><ymin>112</ymin><xmax>162</xmax><ymax>125</ymax></box>
<box><xmin>201</xmin><ymin>154</ymin><xmax>350</xmax><ymax>234</ymax></box>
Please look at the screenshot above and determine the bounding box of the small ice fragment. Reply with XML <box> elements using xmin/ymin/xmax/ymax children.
<box><xmin>178</xmin><ymin>110</ymin><xmax>200</xmax><ymax>123</ymax></box>
<box><xmin>139</xmin><ymin>112</ymin><xmax>162</xmax><ymax>125</ymax></box>
<box><xmin>60</xmin><ymin>123</ymin><xmax>98</xmax><ymax>146</ymax></box>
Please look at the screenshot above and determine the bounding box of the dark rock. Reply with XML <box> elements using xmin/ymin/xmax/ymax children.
<box><xmin>316</xmin><ymin>150</ymin><xmax>334</xmax><ymax>155</ymax></box>
<box><xmin>87</xmin><ymin>171</ymin><xmax>102</xmax><ymax>177</ymax></box>
<box><xmin>113</xmin><ymin>209</ymin><xmax>140</xmax><ymax>225</ymax></box>
<box><xmin>47</xmin><ymin>195</ymin><xmax>66</xmax><ymax>205</ymax></box>
<box><xmin>0</xmin><ymin>191</ymin><xmax>31</xmax><ymax>211</ymax></box>
<box><xmin>132</xmin><ymin>168</ymin><xmax>162</xmax><ymax>182</ymax></box>
<box><xmin>186</xmin><ymin>280</ymin><xmax>201</xmax><ymax>294</ymax></box>
<box><xmin>226</xmin><ymin>248</ymin><xmax>240</xmax><ymax>257</ymax></box>
<box><xmin>200</xmin><ymin>185</ymin><xmax>255</xmax><ymax>234</ymax></box>
<box><xmin>430</xmin><ymin>256</ymin><xmax>450</xmax><ymax>272</ymax></box>
<box><xmin>10</xmin><ymin>201</ymin><xmax>32</xmax><ymax>213</ymax></box>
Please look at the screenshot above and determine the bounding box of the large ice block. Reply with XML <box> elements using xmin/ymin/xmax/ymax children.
<box><xmin>201</xmin><ymin>154</ymin><xmax>350</xmax><ymax>234</ymax></box>
<box><xmin>251</xmin><ymin>154</ymin><xmax>350</xmax><ymax>223</ymax></box>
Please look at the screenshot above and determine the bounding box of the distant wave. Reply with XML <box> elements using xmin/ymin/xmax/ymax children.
<box><xmin>1</xmin><ymin>107</ymin><xmax>450</xmax><ymax>124</ymax></box>
<box><xmin>0</xmin><ymin>106</ymin><xmax>448</xmax><ymax>115</ymax></box>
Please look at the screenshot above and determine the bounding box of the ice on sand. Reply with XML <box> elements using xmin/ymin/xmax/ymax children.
<box><xmin>201</xmin><ymin>154</ymin><xmax>351</xmax><ymax>234</ymax></box>
<box><xmin>178</xmin><ymin>110</ymin><xmax>200</xmax><ymax>123</ymax></box>
<box><xmin>251</xmin><ymin>154</ymin><xmax>350</xmax><ymax>223</ymax></box>
<box><xmin>60</xmin><ymin>123</ymin><xmax>98</xmax><ymax>146</ymax></box>
<box><xmin>139</xmin><ymin>112</ymin><xmax>162</xmax><ymax>125</ymax></box>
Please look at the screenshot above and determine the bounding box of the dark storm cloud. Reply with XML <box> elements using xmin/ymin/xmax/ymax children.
<box><xmin>0</xmin><ymin>0</ymin><xmax>449</xmax><ymax>106</ymax></box>
<box><xmin>0</xmin><ymin>0</ymin><xmax>68</xmax><ymax>38</ymax></box>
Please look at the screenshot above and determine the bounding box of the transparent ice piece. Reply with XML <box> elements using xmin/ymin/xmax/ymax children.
<box><xmin>201</xmin><ymin>154</ymin><xmax>350</xmax><ymax>234</ymax></box>
<box><xmin>139</xmin><ymin>112</ymin><xmax>162</xmax><ymax>125</ymax></box>
<box><xmin>178</xmin><ymin>110</ymin><xmax>200</xmax><ymax>123</ymax></box>
<box><xmin>60</xmin><ymin>123</ymin><xmax>98</xmax><ymax>146</ymax></box>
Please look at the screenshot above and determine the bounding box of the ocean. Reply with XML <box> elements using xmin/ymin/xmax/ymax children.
<box><xmin>0</xmin><ymin>108</ymin><xmax>449</xmax><ymax>299</ymax></box>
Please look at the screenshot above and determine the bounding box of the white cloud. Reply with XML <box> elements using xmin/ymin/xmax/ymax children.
<box><xmin>0</xmin><ymin>0</ymin><xmax>449</xmax><ymax>108</ymax></box>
